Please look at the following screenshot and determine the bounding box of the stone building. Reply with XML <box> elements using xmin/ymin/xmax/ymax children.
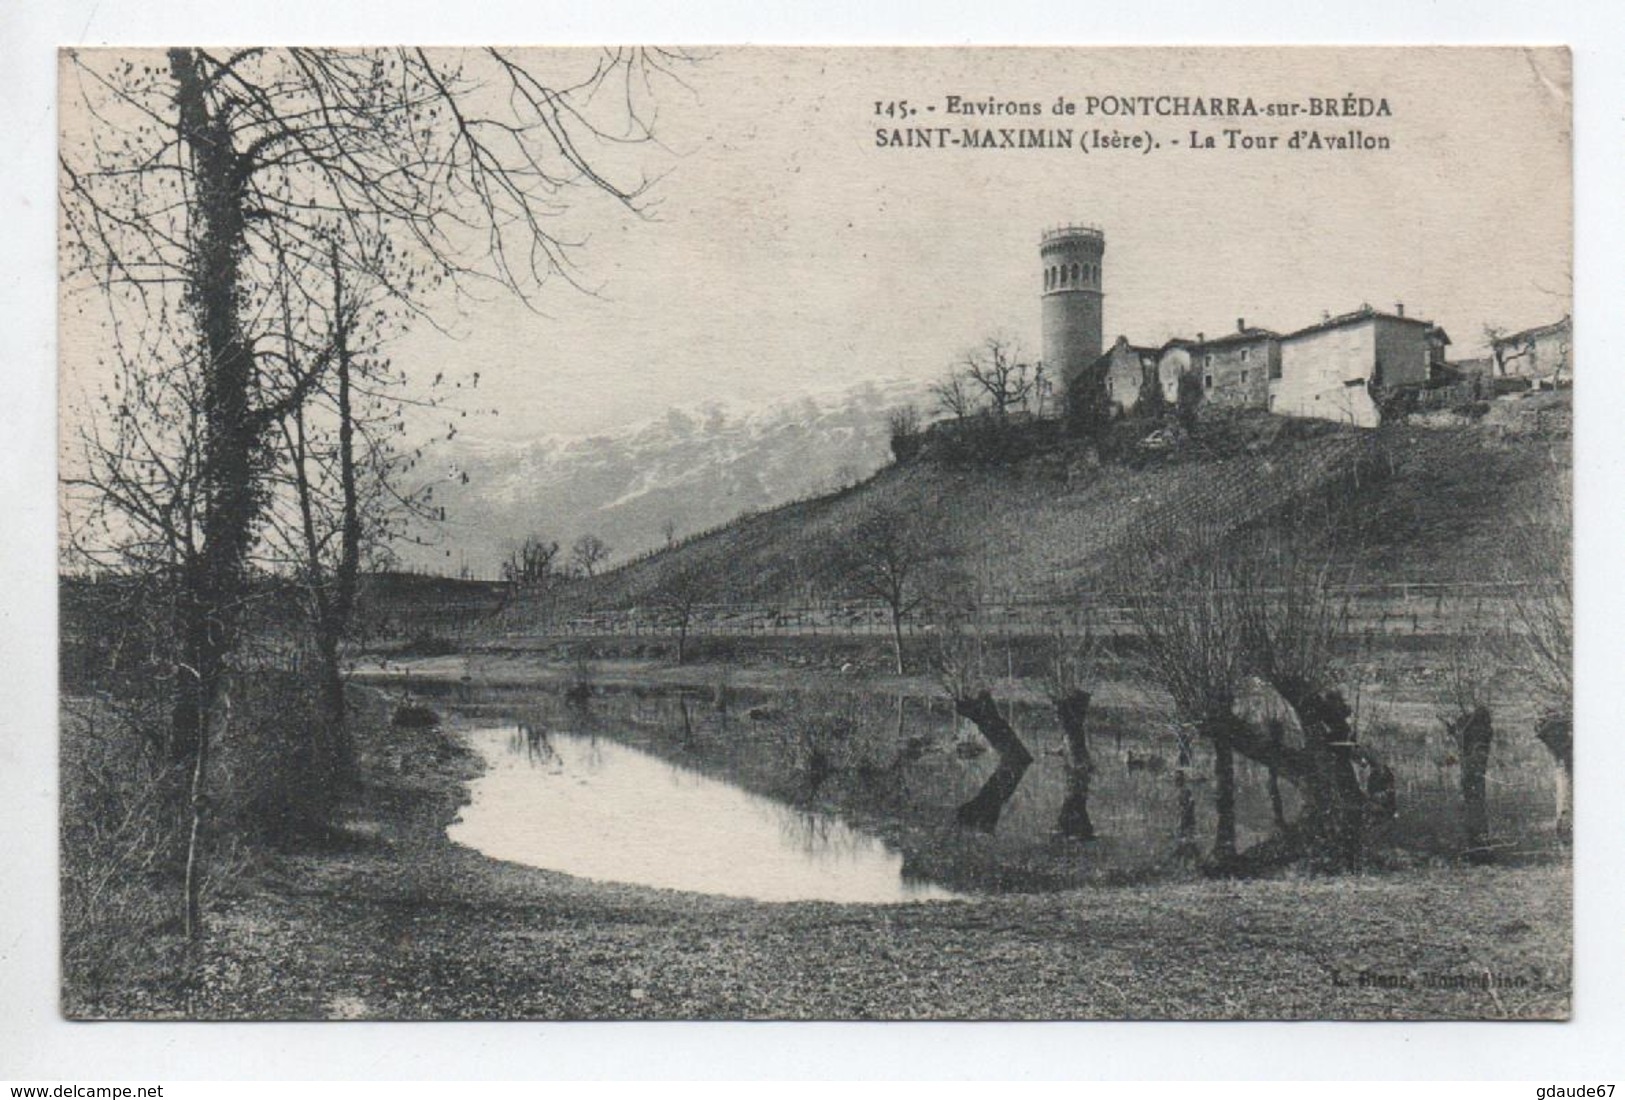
<box><xmin>1192</xmin><ymin>320</ymin><xmax>1281</xmax><ymax>410</ymax></box>
<box><xmin>1032</xmin><ymin>226</ymin><xmax>1463</xmax><ymax>429</ymax></box>
<box><xmin>1491</xmin><ymin>316</ymin><xmax>1572</xmax><ymax>385</ymax></box>
<box><xmin>1084</xmin><ymin>336</ymin><xmax>1161</xmax><ymax>416</ymax></box>
<box><xmin>1272</xmin><ymin>305</ymin><xmax>1434</xmax><ymax>427</ymax></box>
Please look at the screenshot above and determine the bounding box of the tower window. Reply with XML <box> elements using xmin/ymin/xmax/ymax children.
<box><xmin>1240</xmin><ymin>370</ymin><xmax>1249</xmax><ymax>384</ymax></box>
<box><xmin>1070</xmin><ymin>262</ymin><xmax>1080</xmax><ymax>285</ymax></box>
<box><xmin>1204</xmin><ymin>375</ymin><xmax>1213</xmax><ymax>390</ymax></box>
<box><xmin>1241</xmin><ymin>348</ymin><xmax>1251</xmax><ymax>362</ymax></box>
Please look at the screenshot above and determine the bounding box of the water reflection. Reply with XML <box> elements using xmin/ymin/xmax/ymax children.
<box><xmin>955</xmin><ymin>756</ymin><xmax>1031</xmax><ymax>831</ymax></box>
<box><xmin>514</xmin><ymin>723</ymin><xmax>558</xmax><ymax>767</ymax></box>
<box><xmin>450</xmin><ymin>726</ymin><xmax>961</xmax><ymax>904</ymax></box>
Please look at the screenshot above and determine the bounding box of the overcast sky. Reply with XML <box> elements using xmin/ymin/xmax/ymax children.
<box><xmin>61</xmin><ymin>47</ymin><xmax>1572</xmax><ymax>445</ymax></box>
<box><xmin>384</xmin><ymin>47</ymin><xmax>1570</xmax><ymax>442</ymax></box>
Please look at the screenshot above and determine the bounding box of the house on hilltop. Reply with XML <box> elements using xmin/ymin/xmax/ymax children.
<box><xmin>1191</xmin><ymin>320</ymin><xmax>1282</xmax><ymax>411</ymax></box>
<box><xmin>1272</xmin><ymin>304</ymin><xmax>1438</xmax><ymax>427</ymax></box>
<box><xmin>1033</xmin><ymin>224</ymin><xmax>1478</xmax><ymax>430</ymax></box>
<box><xmin>1490</xmin><ymin>316</ymin><xmax>1572</xmax><ymax>387</ymax></box>
<box><xmin>1080</xmin><ymin>336</ymin><xmax>1161</xmax><ymax>416</ymax></box>
<box><xmin>1076</xmin><ymin>308</ymin><xmax>1439</xmax><ymax>428</ymax></box>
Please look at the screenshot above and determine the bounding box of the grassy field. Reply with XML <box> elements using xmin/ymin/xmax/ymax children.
<box><xmin>62</xmin><ymin>682</ymin><xmax>1570</xmax><ymax>1021</ymax></box>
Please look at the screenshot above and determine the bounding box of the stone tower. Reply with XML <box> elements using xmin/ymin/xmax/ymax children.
<box><xmin>1040</xmin><ymin>225</ymin><xmax>1106</xmax><ymax>399</ymax></box>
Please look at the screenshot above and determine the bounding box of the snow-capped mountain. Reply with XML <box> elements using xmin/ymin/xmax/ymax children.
<box><xmin>402</xmin><ymin>377</ymin><xmax>930</xmax><ymax>577</ymax></box>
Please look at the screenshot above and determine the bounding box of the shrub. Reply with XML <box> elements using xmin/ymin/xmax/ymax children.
<box><xmin>887</xmin><ymin>404</ymin><xmax>923</xmax><ymax>463</ymax></box>
<box><xmin>60</xmin><ymin>698</ymin><xmax>188</xmax><ymax>995</ymax></box>
<box><xmin>391</xmin><ymin>701</ymin><xmax>442</xmax><ymax>730</ymax></box>
<box><xmin>1175</xmin><ymin>371</ymin><xmax>1204</xmax><ymax>433</ymax></box>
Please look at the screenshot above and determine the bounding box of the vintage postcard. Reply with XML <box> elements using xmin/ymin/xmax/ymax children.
<box><xmin>57</xmin><ymin>46</ymin><xmax>1571</xmax><ymax>1021</ymax></box>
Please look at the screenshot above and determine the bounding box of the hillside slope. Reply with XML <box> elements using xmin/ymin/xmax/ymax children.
<box><xmin>496</xmin><ymin>399</ymin><xmax>1569</xmax><ymax>626</ymax></box>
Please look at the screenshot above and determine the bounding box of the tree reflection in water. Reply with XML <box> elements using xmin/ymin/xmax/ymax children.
<box><xmin>512</xmin><ymin>722</ymin><xmax>558</xmax><ymax>768</ymax></box>
<box><xmin>955</xmin><ymin>755</ymin><xmax>1032</xmax><ymax>832</ymax></box>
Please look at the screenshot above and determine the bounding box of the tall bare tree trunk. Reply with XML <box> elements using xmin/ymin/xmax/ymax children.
<box><xmin>1281</xmin><ymin>685</ymin><xmax>1368</xmax><ymax>868</ymax></box>
<box><xmin>170</xmin><ymin>49</ymin><xmax>259</xmax><ymax>773</ymax></box>
<box><xmin>953</xmin><ymin>691</ymin><xmax>1033</xmax><ymax>764</ymax></box>
<box><xmin>1174</xmin><ymin>732</ymin><xmax>1198</xmax><ymax>856</ymax></box>
<box><xmin>1449</xmin><ymin>705</ymin><xmax>1494</xmax><ymax>860</ymax></box>
<box><xmin>1054</xmin><ymin>690</ymin><xmax>1096</xmax><ymax>840</ymax></box>
<box><xmin>288</xmin><ymin>243</ymin><xmax>362</xmax><ymax>797</ymax></box>
<box><xmin>316</xmin><ymin>246</ymin><xmax>361</xmax><ymax>790</ymax></box>
<box><xmin>1206</xmin><ymin>711</ymin><xmax>1238</xmax><ymax>864</ymax></box>
<box><xmin>952</xmin><ymin>690</ymin><xmax>1033</xmax><ymax>831</ymax></box>
<box><xmin>1266</xmin><ymin>718</ymin><xmax>1287</xmax><ymax>831</ymax></box>
<box><xmin>1536</xmin><ymin>710</ymin><xmax>1572</xmax><ymax>840</ymax></box>
<box><xmin>169</xmin><ymin>49</ymin><xmax>263</xmax><ymax>932</ymax></box>
<box><xmin>183</xmin><ymin>687</ymin><xmax>226</xmax><ymax>940</ymax></box>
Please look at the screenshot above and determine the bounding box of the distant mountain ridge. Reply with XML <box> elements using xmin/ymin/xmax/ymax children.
<box><xmin>403</xmin><ymin>377</ymin><xmax>931</xmax><ymax>576</ymax></box>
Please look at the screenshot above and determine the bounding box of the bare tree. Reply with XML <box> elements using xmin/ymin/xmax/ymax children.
<box><xmin>269</xmin><ymin>247</ymin><xmax>371</xmax><ymax>796</ymax></box>
<box><xmin>1440</xmin><ymin>629</ymin><xmax>1497</xmax><ymax>861</ymax></box>
<box><xmin>962</xmin><ymin>336</ymin><xmax>1035</xmax><ymax>417</ymax></box>
<box><xmin>1500</xmin><ymin>462</ymin><xmax>1572</xmax><ymax>837</ymax></box>
<box><xmin>661</xmin><ymin>518</ymin><xmax>679</xmax><ymax>550</ymax></box>
<box><xmin>1231</xmin><ymin>524</ymin><xmax>1391</xmax><ymax>867</ymax></box>
<box><xmin>571</xmin><ymin>533</ymin><xmax>613</xmax><ymax>577</ymax></box>
<box><xmin>827</xmin><ymin>504</ymin><xmax>951</xmax><ymax>676</ymax></box>
<box><xmin>887</xmin><ymin>403</ymin><xmax>923</xmax><ymax>463</ymax></box>
<box><xmin>1123</xmin><ymin>529</ymin><xmax>1251</xmax><ymax>863</ymax></box>
<box><xmin>1484</xmin><ymin>324</ymin><xmax>1531</xmax><ymax>379</ymax></box>
<box><xmin>60</xmin><ymin>46</ymin><xmax>686</xmax><ymax>937</ymax></box>
<box><xmin>502</xmin><ymin>534</ymin><xmax>562</xmax><ymax>590</ymax></box>
<box><xmin>650</xmin><ymin>562</ymin><xmax>709</xmax><ymax>666</ymax></box>
<box><xmin>930</xmin><ymin>626</ymin><xmax>1033</xmax><ymax>831</ymax></box>
<box><xmin>930</xmin><ymin>371</ymin><xmax>979</xmax><ymax>421</ymax></box>
<box><xmin>1043</xmin><ymin>630</ymin><xmax>1107</xmax><ymax>840</ymax></box>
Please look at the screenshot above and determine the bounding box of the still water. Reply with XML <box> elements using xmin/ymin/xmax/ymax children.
<box><xmin>449</xmin><ymin>725</ymin><xmax>962</xmax><ymax>904</ymax></box>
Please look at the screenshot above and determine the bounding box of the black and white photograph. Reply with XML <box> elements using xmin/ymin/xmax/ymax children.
<box><xmin>52</xmin><ymin>45</ymin><xmax>1574</xmax><ymax>1024</ymax></box>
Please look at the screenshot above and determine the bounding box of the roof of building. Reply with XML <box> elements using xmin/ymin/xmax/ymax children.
<box><xmin>1281</xmin><ymin>304</ymin><xmax>1433</xmax><ymax>342</ymax></box>
<box><xmin>1155</xmin><ymin>328</ymin><xmax>1279</xmax><ymax>354</ymax></box>
<box><xmin>1492</xmin><ymin>315</ymin><xmax>1572</xmax><ymax>346</ymax></box>
<box><xmin>1102</xmin><ymin>335</ymin><xmax>1159</xmax><ymax>361</ymax></box>
<box><xmin>1198</xmin><ymin>327</ymin><xmax>1281</xmax><ymax>348</ymax></box>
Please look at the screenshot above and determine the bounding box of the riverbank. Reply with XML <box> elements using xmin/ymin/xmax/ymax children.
<box><xmin>65</xmin><ymin>685</ymin><xmax>1570</xmax><ymax>1021</ymax></box>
